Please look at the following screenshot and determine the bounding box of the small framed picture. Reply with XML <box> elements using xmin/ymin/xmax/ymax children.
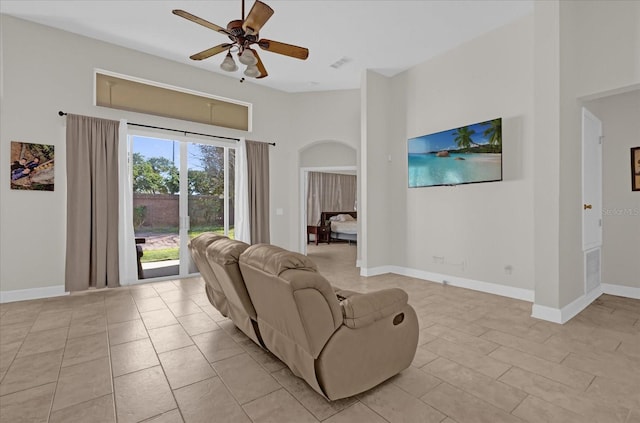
<box><xmin>632</xmin><ymin>147</ymin><xmax>640</xmax><ymax>192</ymax></box>
<box><xmin>10</xmin><ymin>141</ymin><xmax>55</xmax><ymax>191</ymax></box>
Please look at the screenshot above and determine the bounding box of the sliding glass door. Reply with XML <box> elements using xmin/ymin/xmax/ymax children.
<box><xmin>131</xmin><ymin>134</ymin><xmax>235</xmax><ymax>281</ymax></box>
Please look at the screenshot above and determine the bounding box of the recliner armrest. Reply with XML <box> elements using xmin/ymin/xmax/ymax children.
<box><xmin>341</xmin><ymin>288</ymin><xmax>408</xmax><ymax>329</ymax></box>
<box><xmin>334</xmin><ymin>287</ymin><xmax>360</xmax><ymax>301</ymax></box>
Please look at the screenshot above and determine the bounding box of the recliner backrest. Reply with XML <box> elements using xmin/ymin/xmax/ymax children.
<box><xmin>239</xmin><ymin>244</ymin><xmax>342</xmax><ymax>357</ymax></box>
<box><xmin>188</xmin><ymin>233</ymin><xmax>229</xmax><ymax>316</ymax></box>
<box><xmin>205</xmin><ymin>237</ymin><xmax>262</xmax><ymax>346</ymax></box>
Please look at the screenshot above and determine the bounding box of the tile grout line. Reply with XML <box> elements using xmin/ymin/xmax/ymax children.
<box><xmin>353</xmin><ymin>397</ymin><xmax>393</xmax><ymax>423</ymax></box>
<box><xmin>45</xmin><ymin>310</ymin><xmax>72</xmax><ymax>422</ymax></box>
<box><xmin>141</xmin><ymin>283</ymin><xmax>194</xmax><ymax>423</ymax></box>
<box><xmin>102</xmin><ymin>293</ymin><xmax>119</xmax><ymax>423</ymax></box>
<box><xmin>0</xmin><ymin>326</ymin><xmax>31</xmax><ymax>386</ymax></box>
<box><xmin>420</xmin><ymin>362</ymin><xmax>520</xmax><ymax>416</ymax></box>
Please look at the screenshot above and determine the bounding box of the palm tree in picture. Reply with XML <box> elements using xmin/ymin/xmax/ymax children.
<box><xmin>483</xmin><ymin>118</ymin><xmax>502</xmax><ymax>150</ymax></box>
<box><xmin>453</xmin><ymin>126</ymin><xmax>477</xmax><ymax>150</ymax></box>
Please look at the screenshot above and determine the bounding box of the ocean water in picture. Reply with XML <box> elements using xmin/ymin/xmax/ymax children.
<box><xmin>408</xmin><ymin>153</ymin><xmax>502</xmax><ymax>187</ymax></box>
<box><xmin>408</xmin><ymin>118</ymin><xmax>502</xmax><ymax>187</ymax></box>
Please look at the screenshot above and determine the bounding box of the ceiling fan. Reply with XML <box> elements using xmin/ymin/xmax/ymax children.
<box><xmin>172</xmin><ymin>0</ymin><xmax>309</xmax><ymax>79</ymax></box>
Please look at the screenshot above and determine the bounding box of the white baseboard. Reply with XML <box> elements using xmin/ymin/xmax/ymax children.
<box><xmin>531</xmin><ymin>285</ymin><xmax>603</xmax><ymax>324</ymax></box>
<box><xmin>360</xmin><ymin>265</ymin><xmax>535</xmax><ymax>302</ymax></box>
<box><xmin>602</xmin><ymin>283</ymin><xmax>640</xmax><ymax>299</ymax></box>
<box><xmin>0</xmin><ymin>285</ymin><xmax>68</xmax><ymax>303</ymax></box>
<box><xmin>360</xmin><ymin>265</ymin><xmax>639</xmax><ymax>325</ymax></box>
<box><xmin>530</xmin><ymin>304</ymin><xmax>562</xmax><ymax>324</ymax></box>
<box><xmin>360</xmin><ymin>265</ymin><xmax>394</xmax><ymax>277</ymax></box>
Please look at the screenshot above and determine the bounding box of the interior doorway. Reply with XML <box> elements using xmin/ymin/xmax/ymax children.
<box><xmin>299</xmin><ymin>166</ymin><xmax>357</xmax><ymax>255</ymax></box>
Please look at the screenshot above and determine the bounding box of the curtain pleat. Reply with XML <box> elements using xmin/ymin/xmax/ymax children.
<box><xmin>307</xmin><ymin>172</ymin><xmax>357</xmax><ymax>225</ymax></box>
<box><xmin>65</xmin><ymin>114</ymin><xmax>120</xmax><ymax>291</ymax></box>
<box><xmin>246</xmin><ymin>140</ymin><xmax>270</xmax><ymax>244</ymax></box>
<box><xmin>118</xmin><ymin>120</ymin><xmax>139</xmax><ymax>285</ymax></box>
<box><xmin>235</xmin><ymin>139</ymin><xmax>251</xmax><ymax>244</ymax></box>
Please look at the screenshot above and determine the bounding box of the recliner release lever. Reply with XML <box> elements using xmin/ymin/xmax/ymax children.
<box><xmin>393</xmin><ymin>313</ymin><xmax>404</xmax><ymax>325</ymax></box>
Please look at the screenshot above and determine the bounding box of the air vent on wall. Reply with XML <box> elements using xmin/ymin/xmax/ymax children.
<box><xmin>585</xmin><ymin>248</ymin><xmax>601</xmax><ymax>294</ymax></box>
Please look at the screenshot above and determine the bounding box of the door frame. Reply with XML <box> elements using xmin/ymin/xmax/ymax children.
<box><xmin>126</xmin><ymin>129</ymin><xmax>236</xmax><ymax>283</ymax></box>
<box><xmin>299</xmin><ymin>166</ymin><xmax>357</xmax><ymax>255</ymax></box>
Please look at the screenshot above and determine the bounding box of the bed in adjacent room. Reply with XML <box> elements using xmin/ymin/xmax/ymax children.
<box><xmin>321</xmin><ymin>211</ymin><xmax>358</xmax><ymax>243</ymax></box>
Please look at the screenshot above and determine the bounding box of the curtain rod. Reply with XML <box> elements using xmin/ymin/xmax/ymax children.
<box><xmin>58</xmin><ymin>111</ymin><xmax>276</xmax><ymax>146</ymax></box>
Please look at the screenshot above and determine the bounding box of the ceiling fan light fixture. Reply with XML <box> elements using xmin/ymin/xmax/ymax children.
<box><xmin>244</xmin><ymin>64</ymin><xmax>261</xmax><ymax>78</ymax></box>
<box><xmin>174</xmin><ymin>1</ymin><xmax>309</xmax><ymax>80</ymax></box>
<box><xmin>220</xmin><ymin>51</ymin><xmax>238</xmax><ymax>72</ymax></box>
<box><xmin>238</xmin><ymin>48</ymin><xmax>258</xmax><ymax>66</ymax></box>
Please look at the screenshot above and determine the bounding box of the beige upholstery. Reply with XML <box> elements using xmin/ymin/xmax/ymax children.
<box><xmin>188</xmin><ymin>233</ymin><xmax>229</xmax><ymax>316</ymax></box>
<box><xmin>239</xmin><ymin>244</ymin><xmax>419</xmax><ymax>400</ymax></box>
<box><xmin>204</xmin><ymin>237</ymin><xmax>263</xmax><ymax>347</ymax></box>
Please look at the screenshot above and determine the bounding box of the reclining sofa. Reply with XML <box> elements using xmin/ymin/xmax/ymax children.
<box><xmin>188</xmin><ymin>234</ymin><xmax>419</xmax><ymax>400</ymax></box>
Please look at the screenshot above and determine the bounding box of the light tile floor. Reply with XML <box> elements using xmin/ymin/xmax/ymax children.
<box><xmin>1</xmin><ymin>243</ymin><xmax>639</xmax><ymax>422</ymax></box>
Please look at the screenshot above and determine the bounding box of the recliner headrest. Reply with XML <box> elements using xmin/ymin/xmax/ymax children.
<box><xmin>189</xmin><ymin>233</ymin><xmax>227</xmax><ymax>250</ymax></box>
<box><xmin>206</xmin><ymin>238</ymin><xmax>250</xmax><ymax>265</ymax></box>
<box><xmin>240</xmin><ymin>244</ymin><xmax>317</xmax><ymax>276</ymax></box>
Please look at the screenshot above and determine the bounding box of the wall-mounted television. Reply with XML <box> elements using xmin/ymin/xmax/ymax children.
<box><xmin>408</xmin><ymin>118</ymin><xmax>502</xmax><ymax>188</ymax></box>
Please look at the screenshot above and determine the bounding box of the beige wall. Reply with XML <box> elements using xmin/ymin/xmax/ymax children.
<box><xmin>360</xmin><ymin>70</ymin><xmax>393</xmax><ymax>269</ymax></box>
<box><xmin>0</xmin><ymin>15</ymin><xmax>360</xmax><ymax>293</ymax></box>
<box><xmin>531</xmin><ymin>0</ymin><xmax>640</xmax><ymax>311</ymax></box>
<box><xmin>557</xmin><ymin>0</ymin><xmax>640</xmax><ymax>306</ymax></box>
<box><xmin>2</xmin><ymin>2</ymin><xmax>638</xmax><ymax>311</ymax></box>
<box><xmin>532</xmin><ymin>1</ymin><xmax>562</xmax><ymax>308</ymax></box>
<box><xmin>587</xmin><ymin>90</ymin><xmax>640</xmax><ymax>289</ymax></box>
<box><xmin>299</xmin><ymin>142</ymin><xmax>357</xmax><ymax>168</ymax></box>
<box><xmin>380</xmin><ymin>16</ymin><xmax>535</xmax><ymax>290</ymax></box>
<box><xmin>279</xmin><ymin>89</ymin><xmax>360</xmax><ymax>251</ymax></box>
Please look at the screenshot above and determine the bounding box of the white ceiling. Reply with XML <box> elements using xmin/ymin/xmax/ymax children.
<box><xmin>1</xmin><ymin>0</ymin><xmax>533</xmax><ymax>93</ymax></box>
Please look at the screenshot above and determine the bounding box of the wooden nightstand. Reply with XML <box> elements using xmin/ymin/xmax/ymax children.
<box><xmin>307</xmin><ymin>225</ymin><xmax>331</xmax><ymax>245</ymax></box>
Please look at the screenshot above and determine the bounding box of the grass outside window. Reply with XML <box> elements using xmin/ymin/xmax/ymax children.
<box><xmin>139</xmin><ymin>226</ymin><xmax>234</xmax><ymax>263</ymax></box>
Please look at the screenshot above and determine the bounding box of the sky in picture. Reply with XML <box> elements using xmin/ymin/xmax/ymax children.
<box><xmin>408</xmin><ymin>121</ymin><xmax>491</xmax><ymax>154</ymax></box>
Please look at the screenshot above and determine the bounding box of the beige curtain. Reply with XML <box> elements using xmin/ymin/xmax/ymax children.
<box><xmin>246</xmin><ymin>140</ymin><xmax>270</xmax><ymax>244</ymax></box>
<box><xmin>65</xmin><ymin>114</ymin><xmax>120</xmax><ymax>291</ymax></box>
<box><xmin>307</xmin><ymin>172</ymin><xmax>357</xmax><ymax>225</ymax></box>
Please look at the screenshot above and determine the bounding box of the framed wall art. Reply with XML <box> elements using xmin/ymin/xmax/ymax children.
<box><xmin>408</xmin><ymin>118</ymin><xmax>502</xmax><ymax>188</ymax></box>
<box><xmin>10</xmin><ymin>141</ymin><xmax>55</xmax><ymax>191</ymax></box>
<box><xmin>632</xmin><ymin>147</ymin><xmax>640</xmax><ymax>192</ymax></box>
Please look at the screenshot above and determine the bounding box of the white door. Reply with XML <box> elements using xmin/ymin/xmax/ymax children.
<box><xmin>582</xmin><ymin>108</ymin><xmax>603</xmax><ymax>294</ymax></box>
<box><xmin>582</xmin><ymin>108</ymin><xmax>603</xmax><ymax>252</ymax></box>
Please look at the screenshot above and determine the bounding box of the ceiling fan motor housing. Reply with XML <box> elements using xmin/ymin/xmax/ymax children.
<box><xmin>226</xmin><ymin>20</ymin><xmax>258</xmax><ymax>44</ymax></box>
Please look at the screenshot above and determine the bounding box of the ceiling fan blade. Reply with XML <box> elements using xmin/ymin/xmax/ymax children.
<box><xmin>252</xmin><ymin>49</ymin><xmax>268</xmax><ymax>79</ymax></box>
<box><xmin>172</xmin><ymin>9</ymin><xmax>231</xmax><ymax>36</ymax></box>
<box><xmin>190</xmin><ymin>43</ymin><xmax>233</xmax><ymax>61</ymax></box>
<box><xmin>258</xmin><ymin>39</ymin><xmax>309</xmax><ymax>60</ymax></box>
<box><xmin>242</xmin><ymin>1</ymin><xmax>274</xmax><ymax>35</ymax></box>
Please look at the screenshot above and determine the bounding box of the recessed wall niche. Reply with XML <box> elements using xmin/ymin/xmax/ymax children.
<box><xmin>95</xmin><ymin>70</ymin><xmax>251</xmax><ymax>131</ymax></box>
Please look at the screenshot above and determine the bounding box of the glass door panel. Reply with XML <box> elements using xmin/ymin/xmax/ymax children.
<box><xmin>227</xmin><ymin>148</ymin><xmax>236</xmax><ymax>239</ymax></box>
<box><xmin>130</xmin><ymin>134</ymin><xmax>235</xmax><ymax>281</ymax></box>
<box><xmin>132</xmin><ymin>136</ymin><xmax>180</xmax><ymax>279</ymax></box>
<box><xmin>187</xmin><ymin>143</ymin><xmax>235</xmax><ymax>231</ymax></box>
